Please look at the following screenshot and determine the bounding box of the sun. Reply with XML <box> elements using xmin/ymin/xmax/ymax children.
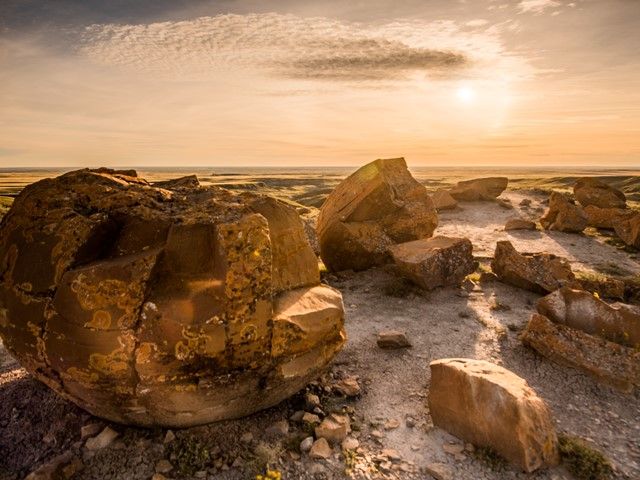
<box><xmin>456</xmin><ymin>86</ymin><xmax>476</xmax><ymax>104</ymax></box>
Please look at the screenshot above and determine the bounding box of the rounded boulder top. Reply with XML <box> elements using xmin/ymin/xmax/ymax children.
<box><xmin>0</xmin><ymin>168</ymin><xmax>345</xmax><ymax>427</ymax></box>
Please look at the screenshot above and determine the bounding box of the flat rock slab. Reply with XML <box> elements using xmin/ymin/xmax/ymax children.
<box><xmin>389</xmin><ymin>236</ymin><xmax>475</xmax><ymax>290</ymax></box>
<box><xmin>428</xmin><ymin>358</ymin><xmax>559</xmax><ymax>472</ymax></box>
<box><xmin>449</xmin><ymin>177</ymin><xmax>508</xmax><ymax>201</ymax></box>
<box><xmin>522</xmin><ymin>313</ymin><xmax>640</xmax><ymax>393</ymax></box>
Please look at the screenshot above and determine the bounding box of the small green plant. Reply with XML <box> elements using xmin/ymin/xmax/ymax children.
<box><xmin>166</xmin><ymin>435</ymin><xmax>211</xmax><ymax>476</ymax></box>
<box><xmin>383</xmin><ymin>277</ymin><xmax>419</xmax><ymax>298</ymax></box>
<box><xmin>473</xmin><ymin>446</ymin><xmax>507</xmax><ymax>471</ymax></box>
<box><xmin>558</xmin><ymin>435</ymin><xmax>612</xmax><ymax>480</ymax></box>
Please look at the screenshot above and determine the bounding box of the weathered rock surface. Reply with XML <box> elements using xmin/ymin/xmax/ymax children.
<box><xmin>491</xmin><ymin>241</ymin><xmax>576</xmax><ymax>294</ymax></box>
<box><xmin>504</xmin><ymin>218</ymin><xmax>537</xmax><ymax>231</ymax></box>
<box><xmin>428</xmin><ymin>358</ymin><xmax>559</xmax><ymax>472</ymax></box>
<box><xmin>448</xmin><ymin>177</ymin><xmax>508</xmax><ymax>201</ymax></box>
<box><xmin>574</xmin><ymin>178</ymin><xmax>626</xmax><ymax>209</ymax></box>
<box><xmin>389</xmin><ymin>236</ymin><xmax>475</xmax><ymax>290</ymax></box>
<box><xmin>376</xmin><ymin>331</ymin><xmax>412</xmax><ymax>349</ymax></box>
<box><xmin>317</xmin><ymin>158</ymin><xmax>437</xmax><ymax>272</ymax></box>
<box><xmin>583</xmin><ymin>205</ymin><xmax>634</xmax><ymax>230</ymax></box>
<box><xmin>522</xmin><ymin>313</ymin><xmax>640</xmax><ymax>392</ymax></box>
<box><xmin>537</xmin><ymin>287</ymin><xmax>640</xmax><ymax>347</ymax></box>
<box><xmin>315</xmin><ymin>413</ymin><xmax>350</xmax><ymax>443</ymax></box>
<box><xmin>0</xmin><ymin>168</ymin><xmax>345</xmax><ymax>427</ymax></box>
<box><xmin>540</xmin><ymin>192</ymin><xmax>588</xmax><ymax>233</ymax></box>
<box><xmin>577</xmin><ymin>275</ymin><xmax>625</xmax><ymax>300</ymax></box>
<box><xmin>430</xmin><ymin>190</ymin><xmax>458</xmax><ymax>211</ymax></box>
<box><xmin>614</xmin><ymin>212</ymin><xmax>640</xmax><ymax>248</ymax></box>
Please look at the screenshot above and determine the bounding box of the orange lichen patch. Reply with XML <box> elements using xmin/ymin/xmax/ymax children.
<box><xmin>66</xmin><ymin>366</ymin><xmax>99</xmax><ymax>384</ymax></box>
<box><xmin>85</xmin><ymin>310</ymin><xmax>112</xmax><ymax>329</ymax></box>
<box><xmin>135</xmin><ymin>342</ymin><xmax>158</xmax><ymax>364</ymax></box>
<box><xmin>0</xmin><ymin>308</ymin><xmax>8</xmax><ymax>328</ymax></box>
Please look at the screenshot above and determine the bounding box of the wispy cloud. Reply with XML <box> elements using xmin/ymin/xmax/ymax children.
<box><xmin>517</xmin><ymin>0</ymin><xmax>561</xmax><ymax>14</ymax></box>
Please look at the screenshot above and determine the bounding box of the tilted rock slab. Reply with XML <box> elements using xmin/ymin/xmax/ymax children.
<box><xmin>448</xmin><ymin>177</ymin><xmax>508</xmax><ymax>201</ymax></box>
<box><xmin>430</xmin><ymin>190</ymin><xmax>458</xmax><ymax>211</ymax></box>
<box><xmin>317</xmin><ymin>158</ymin><xmax>437</xmax><ymax>272</ymax></box>
<box><xmin>583</xmin><ymin>205</ymin><xmax>634</xmax><ymax>230</ymax></box>
<box><xmin>540</xmin><ymin>192</ymin><xmax>587</xmax><ymax>233</ymax></box>
<box><xmin>522</xmin><ymin>314</ymin><xmax>640</xmax><ymax>393</ymax></box>
<box><xmin>574</xmin><ymin>177</ymin><xmax>626</xmax><ymax>209</ymax></box>
<box><xmin>389</xmin><ymin>236</ymin><xmax>475</xmax><ymax>290</ymax></box>
<box><xmin>614</xmin><ymin>212</ymin><xmax>640</xmax><ymax>248</ymax></box>
<box><xmin>537</xmin><ymin>287</ymin><xmax>640</xmax><ymax>348</ymax></box>
<box><xmin>491</xmin><ymin>241</ymin><xmax>576</xmax><ymax>294</ymax></box>
<box><xmin>0</xmin><ymin>169</ymin><xmax>345</xmax><ymax>427</ymax></box>
<box><xmin>428</xmin><ymin>358</ymin><xmax>559</xmax><ymax>472</ymax></box>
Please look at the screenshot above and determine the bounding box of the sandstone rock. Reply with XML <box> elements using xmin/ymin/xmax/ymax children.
<box><xmin>85</xmin><ymin>426</ymin><xmax>119</xmax><ymax>450</ymax></box>
<box><xmin>540</xmin><ymin>192</ymin><xmax>587</xmax><ymax>233</ymax></box>
<box><xmin>315</xmin><ymin>413</ymin><xmax>351</xmax><ymax>443</ymax></box>
<box><xmin>537</xmin><ymin>287</ymin><xmax>640</xmax><ymax>347</ymax></box>
<box><xmin>449</xmin><ymin>177</ymin><xmax>508</xmax><ymax>201</ymax></box>
<box><xmin>430</xmin><ymin>190</ymin><xmax>458</xmax><ymax>211</ymax></box>
<box><xmin>0</xmin><ymin>169</ymin><xmax>345</xmax><ymax>427</ymax></box>
<box><xmin>25</xmin><ymin>451</ymin><xmax>77</xmax><ymax>480</ymax></box>
<box><xmin>424</xmin><ymin>462</ymin><xmax>453</xmax><ymax>480</ymax></box>
<box><xmin>521</xmin><ymin>313</ymin><xmax>640</xmax><ymax>392</ymax></box>
<box><xmin>614</xmin><ymin>212</ymin><xmax>640</xmax><ymax>248</ymax></box>
<box><xmin>428</xmin><ymin>358</ymin><xmax>559</xmax><ymax>472</ymax></box>
<box><xmin>154</xmin><ymin>175</ymin><xmax>200</xmax><ymax>190</ymax></box>
<box><xmin>504</xmin><ymin>218</ymin><xmax>536</xmax><ymax>231</ymax></box>
<box><xmin>491</xmin><ymin>241</ymin><xmax>576</xmax><ymax>294</ymax></box>
<box><xmin>334</xmin><ymin>376</ymin><xmax>361</xmax><ymax>397</ymax></box>
<box><xmin>389</xmin><ymin>236</ymin><xmax>475</xmax><ymax>290</ymax></box>
<box><xmin>376</xmin><ymin>331</ymin><xmax>412</xmax><ymax>349</ymax></box>
<box><xmin>155</xmin><ymin>459</ymin><xmax>173</xmax><ymax>474</ymax></box>
<box><xmin>80</xmin><ymin>423</ymin><xmax>102</xmax><ymax>439</ymax></box>
<box><xmin>302</xmin><ymin>412</ymin><xmax>321</xmax><ymax>424</ymax></box>
<box><xmin>574</xmin><ymin>178</ymin><xmax>626</xmax><ymax>209</ymax></box>
<box><xmin>583</xmin><ymin>205</ymin><xmax>634</xmax><ymax>229</ymax></box>
<box><xmin>577</xmin><ymin>275</ymin><xmax>625</xmax><ymax>300</ymax></box>
<box><xmin>309</xmin><ymin>438</ymin><xmax>333</xmax><ymax>459</ymax></box>
<box><xmin>317</xmin><ymin>158</ymin><xmax>438</xmax><ymax>272</ymax></box>
<box><xmin>341</xmin><ymin>437</ymin><xmax>359</xmax><ymax>450</ymax></box>
<box><xmin>300</xmin><ymin>436</ymin><xmax>314</xmax><ymax>452</ymax></box>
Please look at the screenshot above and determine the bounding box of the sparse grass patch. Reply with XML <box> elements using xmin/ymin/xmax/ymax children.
<box><xmin>166</xmin><ymin>435</ymin><xmax>211</xmax><ymax>476</ymax></box>
<box><xmin>558</xmin><ymin>435</ymin><xmax>612</xmax><ymax>480</ymax></box>
<box><xmin>473</xmin><ymin>446</ymin><xmax>507</xmax><ymax>471</ymax></box>
<box><xmin>383</xmin><ymin>276</ymin><xmax>421</xmax><ymax>298</ymax></box>
<box><xmin>246</xmin><ymin>442</ymin><xmax>284</xmax><ymax>476</ymax></box>
<box><xmin>593</xmin><ymin>261</ymin><xmax>632</xmax><ymax>277</ymax></box>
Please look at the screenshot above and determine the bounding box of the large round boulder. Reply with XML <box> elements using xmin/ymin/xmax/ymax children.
<box><xmin>317</xmin><ymin>158</ymin><xmax>438</xmax><ymax>272</ymax></box>
<box><xmin>574</xmin><ymin>177</ymin><xmax>626</xmax><ymax>209</ymax></box>
<box><xmin>0</xmin><ymin>169</ymin><xmax>345</xmax><ymax>427</ymax></box>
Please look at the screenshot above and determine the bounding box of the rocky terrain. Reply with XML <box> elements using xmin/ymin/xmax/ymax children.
<box><xmin>1</xmin><ymin>165</ymin><xmax>639</xmax><ymax>480</ymax></box>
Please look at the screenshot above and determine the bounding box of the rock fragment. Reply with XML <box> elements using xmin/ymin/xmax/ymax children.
<box><xmin>334</xmin><ymin>376</ymin><xmax>361</xmax><ymax>397</ymax></box>
<box><xmin>317</xmin><ymin>158</ymin><xmax>437</xmax><ymax>272</ymax></box>
<box><xmin>315</xmin><ymin>413</ymin><xmax>351</xmax><ymax>444</ymax></box>
<box><xmin>430</xmin><ymin>190</ymin><xmax>458</xmax><ymax>211</ymax></box>
<box><xmin>428</xmin><ymin>358</ymin><xmax>559</xmax><ymax>472</ymax></box>
<box><xmin>540</xmin><ymin>192</ymin><xmax>587</xmax><ymax>233</ymax></box>
<box><xmin>85</xmin><ymin>426</ymin><xmax>119</xmax><ymax>451</ymax></box>
<box><xmin>491</xmin><ymin>241</ymin><xmax>576</xmax><ymax>294</ymax></box>
<box><xmin>614</xmin><ymin>213</ymin><xmax>640</xmax><ymax>248</ymax></box>
<box><xmin>389</xmin><ymin>236</ymin><xmax>475</xmax><ymax>290</ymax></box>
<box><xmin>309</xmin><ymin>438</ymin><xmax>333</xmax><ymax>459</ymax></box>
<box><xmin>376</xmin><ymin>331</ymin><xmax>412</xmax><ymax>349</ymax></box>
<box><xmin>504</xmin><ymin>218</ymin><xmax>536</xmax><ymax>231</ymax></box>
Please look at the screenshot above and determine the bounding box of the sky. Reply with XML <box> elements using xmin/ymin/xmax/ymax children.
<box><xmin>0</xmin><ymin>0</ymin><xmax>639</xmax><ymax>167</ymax></box>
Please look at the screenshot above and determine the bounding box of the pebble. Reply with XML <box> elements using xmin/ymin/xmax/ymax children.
<box><xmin>85</xmin><ymin>427</ymin><xmax>119</xmax><ymax>451</ymax></box>
<box><xmin>155</xmin><ymin>459</ymin><xmax>173</xmax><ymax>474</ymax></box>
<box><xmin>300</xmin><ymin>436</ymin><xmax>314</xmax><ymax>453</ymax></box>
<box><xmin>376</xmin><ymin>331</ymin><xmax>412</xmax><ymax>349</ymax></box>
<box><xmin>80</xmin><ymin>423</ymin><xmax>102</xmax><ymax>440</ymax></box>
<box><xmin>309</xmin><ymin>438</ymin><xmax>332</xmax><ymax>460</ymax></box>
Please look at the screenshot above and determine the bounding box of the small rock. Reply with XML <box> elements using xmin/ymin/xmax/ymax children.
<box><xmin>309</xmin><ymin>438</ymin><xmax>333</xmax><ymax>460</ymax></box>
<box><xmin>424</xmin><ymin>462</ymin><xmax>453</xmax><ymax>480</ymax></box>
<box><xmin>85</xmin><ymin>426</ymin><xmax>119</xmax><ymax>451</ymax></box>
<box><xmin>302</xmin><ymin>412</ymin><xmax>321</xmax><ymax>425</ymax></box>
<box><xmin>300</xmin><ymin>436</ymin><xmax>314</xmax><ymax>452</ymax></box>
<box><xmin>384</xmin><ymin>419</ymin><xmax>400</xmax><ymax>430</ymax></box>
<box><xmin>341</xmin><ymin>437</ymin><xmax>359</xmax><ymax>450</ymax></box>
<box><xmin>315</xmin><ymin>413</ymin><xmax>351</xmax><ymax>443</ymax></box>
<box><xmin>381</xmin><ymin>449</ymin><xmax>402</xmax><ymax>462</ymax></box>
<box><xmin>290</xmin><ymin>410</ymin><xmax>305</xmax><ymax>422</ymax></box>
<box><xmin>334</xmin><ymin>377</ymin><xmax>361</xmax><ymax>397</ymax></box>
<box><xmin>405</xmin><ymin>417</ymin><xmax>416</xmax><ymax>428</ymax></box>
<box><xmin>155</xmin><ymin>459</ymin><xmax>173</xmax><ymax>474</ymax></box>
<box><xmin>80</xmin><ymin>423</ymin><xmax>101</xmax><ymax>440</ymax></box>
<box><xmin>504</xmin><ymin>218</ymin><xmax>536</xmax><ymax>231</ymax></box>
<box><xmin>305</xmin><ymin>393</ymin><xmax>321</xmax><ymax>409</ymax></box>
<box><xmin>442</xmin><ymin>443</ymin><xmax>465</xmax><ymax>455</ymax></box>
<box><xmin>151</xmin><ymin>475</ymin><xmax>167</xmax><ymax>480</ymax></box>
<box><xmin>376</xmin><ymin>331</ymin><xmax>412</xmax><ymax>349</ymax></box>
<box><xmin>163</xmin><ymin>430</ymin><xmax>175</xmax><ymax>444</ymax></box>
<box><xmin>266</xmin><ymin>420</ymin><xmax>289</xmax><ymax>437</ymax></box>
<box><xmin>25</xmin><ymin>451</ymin><xmax>75</xmax><ymax>480</ymax></box>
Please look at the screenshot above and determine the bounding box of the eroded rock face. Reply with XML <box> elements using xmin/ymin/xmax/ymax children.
<box><xmin>491</xmin><ymin>241</ymin><xmax>576</xmax><ymax>294</ymax></box>
<box><xmin>317</xmin><ymin>158</ymin><xmax>438</xmax><ymax>272</ymax></box>
<box><xmin>574</xmin><ymin>178</ymin><xmax>626</xmax><ymax>209</ymax></box>
<box><xmin>389</xmin><ymin>236</ymin><xmax>475</xmax><ymax>290</ymax></box>
<box><xmin>428</xmin><ymin>358</ymin><xmax>559</xmax><ymax>472</ymax></box>
<box><xmin>583</xmin><ymin>205</ymin><xmax>634</xmax><ymax>230</ymax></box>
<box><xmin>537</xmin><ymin>287</ymin><xmax>640</xmax><ymax>348</ymax></box>
<box><xmin>614</xmin><ymin>213</ymin><xmax>640</xmax><ymax>248</ymax></box>
<box><xmin>448</xmin><ymin>177</ymin><xmax>508</xmax><ymax>201</ymax></box>
<box><xmin>522</xmin><ymin>314</ymin><xmax>640</xmax><ymax>393</ymax></box>
<box><xmin>0</xmin><ymin>168</ymin><xmax>345</xmax><ymax>427</ymax></box>
<box><xmin>504</xmin><ymin>218</ymin><xmax>536</xmax><ymax>231</ymax></box>
<box><xmin>540</xmin><ymin>192</ymin><xmax>587</xmax><ymax>233</ymax></box>
<box><xmin>430</xmin><ymin>190</ymin><xmax>458</xmax><ymax>211</ymax></box>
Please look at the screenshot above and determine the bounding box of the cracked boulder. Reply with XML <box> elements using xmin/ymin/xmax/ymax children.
<box><xmin>583</xmin><ymin>205</ymin><xmax>634</xmax><ymax>230</ymax></box>
<box><xmin>0</xmin><ymin>168</ymin><xmax>345</xmax><ymax>427</ymax></box>
<box><xmin>614</xmin><ymin>212</ymin><xmax>640</xmax><ymax>248</ymax></box>
<box><xmin>448</xmin><ymin>177</ymin><xmax>508</xmax><ymax>201</ymax></box>
<box><xmin>540</xmin><ymin>192</ymin><xmax>587</xmax><ymax>233</ymax></box>
<box><xmin>491</xmin><ymin>241</ymin><xmax>576</xmax><ymax>294</ymax></box>
<box><xmin>429</xmin><ymin>358</ymin><xmax>559</xmax><ymax>472</ymax></box>
<box><xmin>537</xmin><ymin>287</ymin><xmax>640</xmax><ymax>348</ymax></box>
<box><xmin>317</xmin><ymin>158</ymin><xmax>437</xmax><ymax>272</ymax></box>
<box><xmin>574</xmin><ymin>177</ymin><xmax>626</xmax><ymax>209</ymax></box>
<box><xmin>389</xmin><ymin>236</ymin><xmax>476</xmax><ymax>290</ymax></box>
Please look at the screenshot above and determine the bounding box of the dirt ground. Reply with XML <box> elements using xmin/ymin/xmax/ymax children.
<box><xmin>1</xmin><ymin>183</ymin><xmax>639</xmax><ymax>480</ymax></box>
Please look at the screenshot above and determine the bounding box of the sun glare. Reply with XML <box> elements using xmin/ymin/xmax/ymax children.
<box><xmin>456</xmin><ymin>86</ymin><xmax>476</xmax><ymax>103</ymax></box>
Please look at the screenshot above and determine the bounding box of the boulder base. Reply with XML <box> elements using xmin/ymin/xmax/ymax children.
<box><xmin>0</xmin><ymin>169</ymin><xmax>345</xmax><ymax>427</ymax></box>
<box><xmin>537</xmin><ymin>287</ymin><xmax>640</xmax><ymax>347</ymax></box>
<box><xmin>540</xmin><ymin>192</ymin><xmax>587</xmax><ymax>233</ymax></box>
<box><xmin>389</xmin><ymin>236</ymin><xmax>475</xmax><ymax>290</ymax></box>
<box><xmin>583</xmin><ymin>205</ymin><xmax>634</xmax><ymax>230</ymax></box>
<box><xmin>574</xmin><ymin>178</ymin><xmax>626</xmax><ymax>209</ymax></box>
<box><xmin>428</xmin><ymin>358</ymin><xmax>559</xmax><ymax>472</ymax></box>
<box><xmin>522</xmin><ymin>314</ymin><xmax>640</xmax><ymax>392</ymax></box>
<box><xmin>317</xmin><ymin>158</ymin><xmax>438</xmax><ymax>272</ymax></box>
<box><xmin>491</xmin><ymin>241</ymin><xmax>575</xmax><ymax>294</ymax></box>
<box><xmin>449</xmin><ymin>177</ymin><xmax>508</xmax><ymax>201</ymax></box>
